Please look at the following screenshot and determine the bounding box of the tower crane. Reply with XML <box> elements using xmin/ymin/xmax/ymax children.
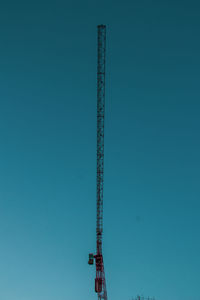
<box><xmin>88</xmin><ymin>25</ymin><xmax>107</xmax><ymax>300</ymax></box>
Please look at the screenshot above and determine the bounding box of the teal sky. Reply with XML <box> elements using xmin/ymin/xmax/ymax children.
<box><xmin>0</xmin><ymin>1</ymin><xmax>200</xmax><ymax>300</ymax></box>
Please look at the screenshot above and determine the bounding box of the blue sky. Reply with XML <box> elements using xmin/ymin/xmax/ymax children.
<box><xmin>0</xmin><ymin>1</ymin><xmax>200</xmax><ymax>300</ymax></box>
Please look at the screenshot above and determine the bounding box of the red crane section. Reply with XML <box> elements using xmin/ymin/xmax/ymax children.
<box><xmin>88</xmin><ymin>24</ymin><xmax>107</xmax><ymax>300</ymax></box>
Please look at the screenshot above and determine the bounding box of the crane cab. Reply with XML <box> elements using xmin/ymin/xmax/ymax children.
<box><xmin>95</xmin><ymin>278</ymin><xmax>103</xmax><ymax>293</ymax></box>
<box><xmin>88</xmin><ymin>253</ymin><xmax>94</xmax><ymax>265</ymax></box>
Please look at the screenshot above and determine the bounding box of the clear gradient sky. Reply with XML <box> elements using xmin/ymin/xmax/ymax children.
<box><xmin>0</xmin><ymin>1</ymin><xmax>200</xmax><ymax>300</ymax></box>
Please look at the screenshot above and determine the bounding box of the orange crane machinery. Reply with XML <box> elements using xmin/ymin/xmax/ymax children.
<box><xmin>88</xmin><ymin>25</ymin><xmax>107</xmax><ymax>300</ymax></box>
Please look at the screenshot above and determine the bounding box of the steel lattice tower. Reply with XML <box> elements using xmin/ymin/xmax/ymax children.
<box><xmin>88</xmin><ymin>24</ymin><xmax>107</xmax><ymax>300</ymax></box>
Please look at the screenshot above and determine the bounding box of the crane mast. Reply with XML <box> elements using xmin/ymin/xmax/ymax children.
<box><xmin>88</xmin><ymin>24</ymin><xmax>107</xmax><ymax>300</ymax></box>
<box><xmin>96</xmin><ymin>23</ymin><xmax>106</xmax><ymax>259</ymax></box>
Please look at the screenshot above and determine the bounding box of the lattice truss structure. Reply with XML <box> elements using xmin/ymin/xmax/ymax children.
<box><xmin>88</xmin><ymin>24</ymin><xmax>107</xmax><ymax>300</ymax></box>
